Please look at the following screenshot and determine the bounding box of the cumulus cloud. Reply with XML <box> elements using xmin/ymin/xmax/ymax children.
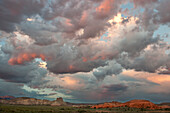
<box><xmin>117</xmin><ymin>43</ymin><xmax>170</xmax><ymax>73</ymax></box>
<box><xmin>0</xmin><ymin>0</ymin><xmax>46</xmax><ymax>32</ymax></box>
<box><xmin>0</xmin><ymin>0</ymin><xmax>169</xmax><ymax>103</ymax></box>
<box><xmin>19</xmin><ymin>16</ymin><xmax>59</xmax><ymax>46</ymax></box>
<box><xmin>93</xmin><ymin>60</ymin><xmax>122</xmax><ymax>81</ymax></box>
<box><xmin>0</xmin><ymin>45</ymin><xmax>47</xmax><ymax>83</ymax></box>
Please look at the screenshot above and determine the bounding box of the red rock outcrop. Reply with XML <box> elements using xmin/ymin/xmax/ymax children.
<box><xmin>121</xmin><ymin>100</ymin><xmax>161</xmax><ymax>109</ymax></box>
<box><xmin>91</xmin><ymin>100</ymin><xmax>161</xmax><ymax>110</ymax></box>
<box><xmin>91</xmin><ymin>101</ymin><xmax>122</xmax><ymax>109</ymax></box>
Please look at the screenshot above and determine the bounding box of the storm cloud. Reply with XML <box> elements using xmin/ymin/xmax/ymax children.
<box><xmin>0</xmin><ymin>0</ymin><xmax>46</xmax><ymax>32</ymax></box>
<box><xmin>0</xmin><ymin>0</ymin><xmax>169</xmax><ymax>103</ymax></box>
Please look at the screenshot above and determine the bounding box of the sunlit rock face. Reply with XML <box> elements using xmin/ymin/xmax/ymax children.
<box><xmin>91</xmin><ymin>100</ymin><xmax>161</xmax><ymax>109</ymax></box>
<box><xmin>0</xmin><ymin>97</ymin><xmax>66</xmax><ymax>106</ymax></box>
<box><xmin>122</xmin><ymin>100</ymin><xmax>161</xmax><ymax>109</ymax></box>
<box><xmin>51</xmin><ymin>97</ymin><xmax>67</xmax><ymax>106</ymax></box>
<box><xmin>91</xmin><ymin>101</ymin><xmax>122</xmax><ymax>109</ymax></box>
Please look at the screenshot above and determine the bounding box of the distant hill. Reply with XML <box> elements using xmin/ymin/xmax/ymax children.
<box><xmin>91</xmin><ymin>100</ymin><xmax>162</xmax><ymax>109</ymax></box>
<box><xmin>158</xmin><ymin>103</ymin><xmax>170</xmax><ymax>109</ymax></box>
<box><xmin>0</xmin><ymin>96</ymin><xmax>15</xmax><ymax>100</ymax></box>
<box><xmin>159</xmin><ymin>103</ymin><xmax>170</xmax><ymax>106</ymax></box>
<box><xmin>1</xmin><ymin>96</ymin><xmax>170</xmax><ymax>110</ymax></box>
<box><xmin>122</xmin><ymin>100</ymin><xmax>161</xmax><ymax>109</ymax></box>
<box><xmin>0</xmin><ymin>97</ymin><xmax>66</xmax><ymax>106</ymax></box>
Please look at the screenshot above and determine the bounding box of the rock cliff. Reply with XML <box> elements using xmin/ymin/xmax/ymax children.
<box><xmin>0</xmin><ymin>97</ymin><xmax>66</xmax><ymax>106</ymax></box>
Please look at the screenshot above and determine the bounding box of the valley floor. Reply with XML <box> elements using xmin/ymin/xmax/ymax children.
<box><xmin>0</xmin><ymin>104</ymin><xmax>170</xmax><ymax>113</ymax></box>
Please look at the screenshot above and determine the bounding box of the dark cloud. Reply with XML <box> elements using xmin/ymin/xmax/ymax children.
<box><xmin>119</xmin><ymin>31</ymin><xmax>158</xmax><ymax>56</ymax></box>
<box><xmin>0</xmin><ymin>46</ymin><xmax>47</xmax><ymax>83</ymax></box>
<box><xmin>132</xmin><ymin>0</ymin><xmax>158</xmax><ymax>7</ymax></box>
<box><xmin>154</xmin><ymin>0</ymin><xmax>170</xmax><ymax>24</ymax></box>
<box><xmin>102</xmin><ymin>84</ymin><xmax>128</xmax><ymax>92</ymax></box>
<box><xmin>62</xmin><ymin>83</ymin><xmax>128</xmax><ymax>103</ymax></box>
<box><xmin>0</xmin><ymin>0</ymin><xmax>46</xmax><ymax>32</ymax></box>
<box><xmin>117</xmin><ymin>43</ymin><xmax>170</xmax><ymax>73</ymax></box>
<box><xmin>19</xmin><ymin>19</ymin><xmax>58</xmax><ymax>46</ymax></box>
<box><xmin>45</xmin><ymin>41</ymin><xmax>107</xmax><ymax>74</ymax></box>
<box><xmin>0</xmin><ymin>79</ymin><xmax>48</xmax><ymax>99</ymax></box>
<box><xmin>0</xmin><ymin>79</ymin><xmax>24</xmax><ymax>96</ymax></box>
<box><xmin>40</xmin><ymin>0</ymin><xmax>124</xmax><ymax>40</ymax></box>
<box><xmin>132</xmin><ymin>0</ymin><xmax>170</xmax><ymax>31</ymax></box>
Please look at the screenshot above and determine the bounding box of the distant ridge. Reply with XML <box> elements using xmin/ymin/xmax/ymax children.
<box><xmin>158</xmin><ymin>103</ymin><xmax>170</xmax><ymax>109</ymax></box>
<box><xmin>1</xmin><ymin>96</ymin><xmax>170</xmax><ymax>110</ymax></box>
<box><xmin>159</xmin><ymin>102</ymin><xmax>170</xmax><ymax>106</ymax></box>
<box><xmin>0</xmin><ymin>97</ymin><xmax>66</xmax><ymax>106</ymax></box>
<box><xmin>91</xmin><ymin>99</ymin><xmax>162</xmax><ymax>109</ymax></box>
<box><xmin>0</xmin><ymin>95</ymin><xmax>15</xmax><ymax>100</ymax></box>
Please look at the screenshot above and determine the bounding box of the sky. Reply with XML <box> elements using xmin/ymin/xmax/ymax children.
<box><xmin>0</xmin><ymin>0</ymin><xmax>170</xmax><ymax>103</ymax></box>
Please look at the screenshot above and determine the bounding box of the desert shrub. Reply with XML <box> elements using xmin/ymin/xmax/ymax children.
<box><xmin>77</xmin><ymin>109</ymin><xmax>87</xmax><ymax>113</ymax></box>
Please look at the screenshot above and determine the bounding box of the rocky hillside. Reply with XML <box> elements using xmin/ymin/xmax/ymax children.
<box><xmin>0</xmin><ymin>97</ymin><xmax>66</xmax><ymax>106</ymax></box>
<box><xmin>91</xmin><ymin>101</ymin><xmax>122</xmax><ymax>109</ymax></box>
<box><xmin>91</xmin><ymin>100</ymin><xmax>161</xmax><ymax>109</ymax></box>
<box><xmin>122</xmin><ymin>100</ymin><xmax>161</xmax><ymax>109</ymax></box>
<box><xmin>158</xmin><ymin>103</ymin><xmax>170</xmax><ymax>109</ymax></box>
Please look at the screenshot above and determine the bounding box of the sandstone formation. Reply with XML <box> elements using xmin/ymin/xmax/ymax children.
<box><xmin>0</xmin><ymin>97</ymin><xmax>66</xmax><ymax>106</ymax></box>
<box><xmin>91</xmin><ymin>100</ymin><xmax>161</xmax><ymax>109</ymax></box>
<box><xmin>91</xmin><ymin>101</ymin><xmax>122</xmax><ymax>109</ymax></box>
<box><xmin>122</xmin><ymin>100</ymin><xmax>161</xmax><ymax>109</ymax></box>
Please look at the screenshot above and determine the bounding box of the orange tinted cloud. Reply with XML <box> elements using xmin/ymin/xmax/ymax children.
<box><xmin>80</xmin><ymin>11</ymin><xmax>87</xmax><ymax>25</ymax></box>
<box><xmin>96</xmin><ymin>0</ymin><xmax>114</xmax><ymax>14</ymax></box>
<box><xmin>65</xmin><ymin>19</ymin><xmax>73</xmax><ymax>26</ymax></box>
<box><xmin>147</xmin><ymin>75</ymin><xmax>170</xmax><ymax>84</ymax></box>
<box><xmin>82</xmin><ymin>57</ymin><xmax>88</xmax><ymax>62</ymax></box>
<box><xmin>69</xmin><ymin>65</ymin><xmax>75</xmax><ymax>70</ymax></box>
<box><xmin>8</xmin><ymin>53</ymin><xmax>46</xmax><ymax>65</ymax></box>
<box><xmin>82</xmin><ymin>55</ymin><xmax>107</xmax><ymax>62</ymax></box>
<box><xmin>57</xmin><ymin>76</ymin><xmax>85</xmax><ymax>90</ymax></box>
<box><xmin>91</xmin><ymin>55</ymin><xmax>107</xmax><ymax>61</ymax></box>
<box><xmin>122</xmin><ymin>70</ymin><xmax>170</xmax><ymax>84</ymax></box>
<box><xmin>61</xmin><ymin>76</ymin><xmax>77</xmax><ymax>86</ymax></box>
<box><xmin>39</xmin><ymin>54</ymin><xmax>45</xmax><ymax>61</ymax></box>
